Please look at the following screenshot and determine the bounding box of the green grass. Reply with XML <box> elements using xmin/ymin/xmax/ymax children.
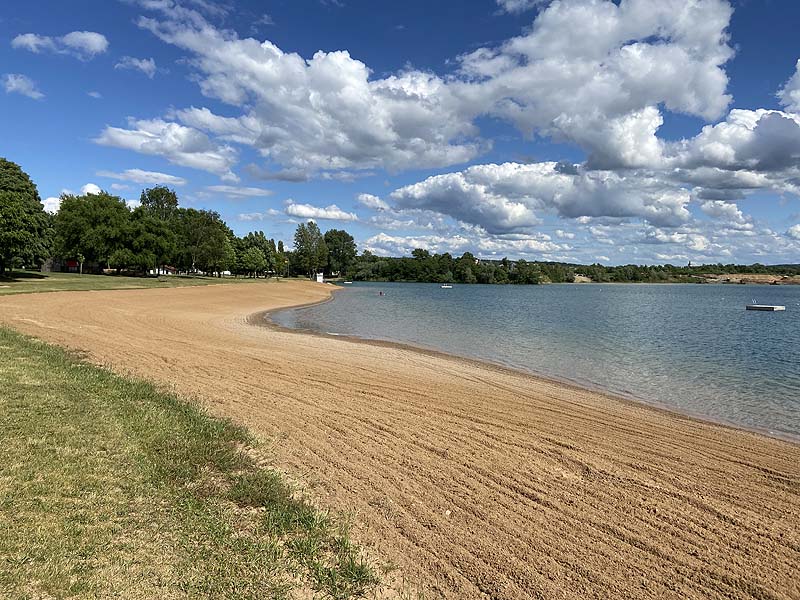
<box><xmin>0</xmin><ymin>327</ymin><xmax>379</xmax><ymax>599</ymax></box>
<box><xmin>0</xmin><ymin>270</ymin><xmax>265</xmax><ymax>295</ymax></box>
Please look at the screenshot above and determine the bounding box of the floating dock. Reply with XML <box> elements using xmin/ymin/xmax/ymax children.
<box><xmin>746</xmin><ymin>304</ymin><xmax>786</xmax><ymax>311</ymax></box>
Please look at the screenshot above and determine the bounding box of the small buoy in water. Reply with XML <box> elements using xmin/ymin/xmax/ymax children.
<box><xmin>378</xmin><ymin>291</ymin><xmax>384</xmax><ymax>296</ymax></box>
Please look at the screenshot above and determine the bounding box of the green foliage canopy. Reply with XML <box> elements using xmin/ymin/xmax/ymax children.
<box><xmin>323</xmin><ymin>229</ymin><xmax>357</xmax><ymax>276</ymax></box>
<box><xmin>55</xmin><ymin>191</ymin><xmax>130</xmax><ymax>267</ymax></box>
<box><xmin>240</xmin><ymin>247</ymin><xmax>268</xmax><ymax>276</ymax></box>
<box><xmin>293</xmin><ymin>221</ymin><xmax>328</xmax><ymax>278</ymax></box>
<box><xmin>171</xmin><ymin>208</ymin><xmax>235</xmax><ymax>275</ymax></box>
<box><xmin>0</xmin><ymin>158</ymin><xmax>51</xmax><ymax>273</ymax></box>
<box><xmin>140</xmin><ymin>185</ymin><xmax>179</xmax><ymax>222</ymax></box>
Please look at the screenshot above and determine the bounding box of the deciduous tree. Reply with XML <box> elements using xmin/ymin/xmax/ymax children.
<box><xmin>293</xmin><ymin>221</ymin><xmax>327</xmax><ymax>278</ymax></box>
<box><xmin>240</xmin><ymin>247</ymin><xmax>268</xmax><ymax>277</ymax></box>
<box><xmin>140</xmin><ymin>185</ymin><xmax>178</xmax><ymax>222</ymax></box>
<box><xmin>55</xmin><ymin>191</ymin><xmax>130</xmax><ymax>270</ymax></box>
<box><xmin>324</xmin><ymin>229</ymin><xmax>357</xmax><ymax>276</ymax></box>
<box><xmin>0</xmin><ymin>158</ymin><xmax>50</xmax><ymax>274</ymax></box>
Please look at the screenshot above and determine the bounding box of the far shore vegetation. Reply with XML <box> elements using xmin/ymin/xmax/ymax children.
<box><xmin>0</xmin><ymin>326</ymin><xmax>379</xmax><ymax>599</ymax></box>
<box><xmin>3</xmin><ymin>156</ymin><xmax>799</xmax><ymax>286</ymax></box>
<box><xmin>347</xmin><ymin>253</ymin><xmax>800</xmax><ymax>285</ymax></box>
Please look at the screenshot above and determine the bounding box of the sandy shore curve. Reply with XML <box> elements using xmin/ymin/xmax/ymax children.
<box><xmin>1</xmin><ymin>280</ymin><xmax>798</xmax><ymax>599</ymax></box>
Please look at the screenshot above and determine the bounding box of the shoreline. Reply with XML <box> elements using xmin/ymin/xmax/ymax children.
<box><xmin>322</xmin><ymin>279</ymin><xmax>800</xmax><ymax>286</ymax></box>
<box><xmin>256</xmin><ymin>288</ymin><xmax>800</xmax><ymax>446</ymax></box>
<box><xmin>2</xmin><ymin>281</ymin><xmax>798</xmax><ymax>599</ymax></box>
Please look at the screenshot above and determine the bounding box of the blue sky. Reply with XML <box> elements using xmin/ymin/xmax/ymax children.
<box><xmin>2</xmin><ymin>0</ymin><xmax>800</xmax><ymax>264</ymax></box>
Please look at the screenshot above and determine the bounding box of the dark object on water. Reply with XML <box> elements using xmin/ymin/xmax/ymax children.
<box><xmin>746</xmin><ymin>304</ymin><xmax>785</xmax><ymax>311</ymax></box>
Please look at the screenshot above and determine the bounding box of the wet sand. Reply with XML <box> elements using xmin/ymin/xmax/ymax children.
<box><xmin>1</xmin><ymin>281</ymin><xmax>798</xmax><ymax>599</ymax></box>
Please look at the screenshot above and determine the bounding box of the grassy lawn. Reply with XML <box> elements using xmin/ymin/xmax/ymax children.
<box><xmin>0</xmin><ymin>327</ymin><xmax>378</xmax><ymax>599</ymax></box>
<box><xmin>0</xmin><ymin>271</ymin><xmax>266</xmax><ymax>296</ymax></box>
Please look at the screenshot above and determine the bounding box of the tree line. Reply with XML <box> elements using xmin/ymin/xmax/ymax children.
<box><xmin>52</xmin><ymin>186</ymin><xmax>289</xmax><ymax>277</ymax></box>
<box><xmin>348</xmin><ymin>250</ymin><xmax>550</xmax><ymax>284</ymax></box>
<box><xmin>346</xmin><ymin>252</ymin><xmax>800</xmax><ymax>284</ymax></box>
<box><xmin>0</xmin><ymin>157</ymin><xmax>356</xmax><ymax>279</ymax></box>
<box><xmin>2</xmin><ymin>157</ymin><xmax>798</xmax><ymax>283</ymax></box>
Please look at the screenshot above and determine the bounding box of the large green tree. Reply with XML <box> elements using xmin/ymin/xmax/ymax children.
<box><xmin>128</xmin><ymin>207</ymin><xmax>176</xmax><ymax>273</ymax></box>
<box><xmin>454</xmin><ymin>252</ymin><xmax>478</xmax><ymax>284</ymax></box>
<box><xmin>240</xmin><ymin>247</ymin><xmax>268</xmax><ymax>277</ymax></box>
<box><xmin>242</xmin><ymin>231</ymin><xmax>276</xmax><ymax>272</ymax></box>
<box><xmin>512</xmin><ymin>259</ymin><xmax>541</xmax><ymax>284</ymax></box>
<box><xmin>274</xmin><ymin>240</ymin><xmax>288</xmax><ymax>277</ymax></box>
<box><xmin>232</xmin><ymin>231</ymin><xmax>278</xmax><ymax>277</ymax></box>
<box><xmin>323</xmin><ymin>229</ymin><xmax>357</xmax><ymax>276</ymax></box>
<box><xmin>199</xmin><ymin>231</ymin><xmax>235</xmax><ymax>276</ymax></box>
<box><xmin>172</xmin><ymin>208</ymin><xmax>234</xmax><ymax>275</ymax></box>
<box><xmin>293</xmin><ymin>221</ymin><xmax>327</xmax><ymax>278</ymax></box>
<box><xmin>139</xmin><ymin>186</ymin><xmax>180</xmax><ymax>273</ymax></box>
<box><xmin>140</xmin><ymin>185</ymin><xmax>179</xmax><ymax>222</ymax></box>
<box><xmin>55</xmin><ymin>191</ymin><xmax>131</xmax><ymax>271</ymax></box>
<box><xmin>0</xmin><ymin>158</ymin><xmax>51</xmax><ymax>274</ymax></box>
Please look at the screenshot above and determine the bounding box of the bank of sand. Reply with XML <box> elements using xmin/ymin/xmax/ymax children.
<box><xmin>1</xmin><ymin>280</ymin><xmax>798</xmax><ymax>599</ymax></box>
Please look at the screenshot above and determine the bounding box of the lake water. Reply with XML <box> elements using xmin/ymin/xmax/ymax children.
<box><xmin>272</xmin><ymin>282</ymin><xmax>800</xmax><ymax>439</ymax></box>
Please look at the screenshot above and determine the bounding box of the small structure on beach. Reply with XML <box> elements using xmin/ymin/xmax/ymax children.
<box><xmin>315</xmin><ymin>272</ymin><xmax>324</xmax><ymax>283</ymax></box>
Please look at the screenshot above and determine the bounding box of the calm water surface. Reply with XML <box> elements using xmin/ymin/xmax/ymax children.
<box><xmin>273</xmin><ymin>282</ymin><xmax>800</xmax><ymax>439</ymax></box>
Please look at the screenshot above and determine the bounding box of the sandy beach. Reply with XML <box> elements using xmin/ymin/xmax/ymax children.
<box><xmin>1</xmin><ymin>280</ymin><xmax>798</xmax><ymax>599</ymax></box>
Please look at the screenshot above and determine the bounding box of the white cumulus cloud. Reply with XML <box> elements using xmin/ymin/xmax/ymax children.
<box><xmin>699</xmin><ymin>200</ymin><xmax>752</xmax><ymax>230</ymax></box>
<box><xmin>364</xmin><ymin>230</ymin><xmax>566</xmax><ymax>258</ymax></box>
<box><xmin>389</xmin><ymin>162</ymin><xmax>691</xmax><ymax>233</ymax></box>
<box><xmin>115</xmin><ymin>56</ymin><xmax>157</xmax><ymax>78</ymax></box>
<box><xmin>94</xmin><ymin>118</ymin><xmax>238</xmax><ymax>181</ymax></box>
<box><xmin>496</xmin><ymin>0</ymin><xmax>548</xmax><ymax>13</ymax></box>
<box><xmin>135</xmin><ymin>9</ymin><xmax>481</xmax><ymax>175</ymax></box>
<box><xmin>42</xmin><ymin>197</ymin><xmax>61</xmax><ymax>214</ymax></box>
<box><xmin>81</xmin><ymin>183</ymin><xmax>102</xmax><ymax>195</ymax></box>
<box><xmin>458</xmin><ymin>0</ymin><xmax>734</xmax><ymax>169</ymax></box>
<box><xmin>669</xmin><ymin>109</ymin><xmax>800</xmax><ymax>173</ymax></box>
<box><xmin>357</xmin><ymin>193</ymin><xmax>390</xmax><ymax>211</ymax></box>
<box><xmin>124</xmin><ymin>0</ymin><xmax>738</xmax><ymax>181</ymax></box>
<box><xmin>778</xmin><ymin>59</ymin><xmax>800</xmax><ymax>112</ymax></box>
<box><xmin>2</xmin><ymin>73</ymin><xmax>44</xmax><ymax>99</ymax></box>
<box><xmin>12</xmin><ymin>31</ymin><xmax>109</xmax><ymax>60</ymax></box>
<box><xmin>285</xmin><ymin>202</ymin><xmax>358</xmax><ymax>221</ymax></box>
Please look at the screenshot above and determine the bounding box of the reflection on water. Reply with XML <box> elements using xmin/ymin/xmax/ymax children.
<box><xmin>273</xmin><ymin>282</ymin><xmax>800</xmax><ymax>438</ymax></box>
